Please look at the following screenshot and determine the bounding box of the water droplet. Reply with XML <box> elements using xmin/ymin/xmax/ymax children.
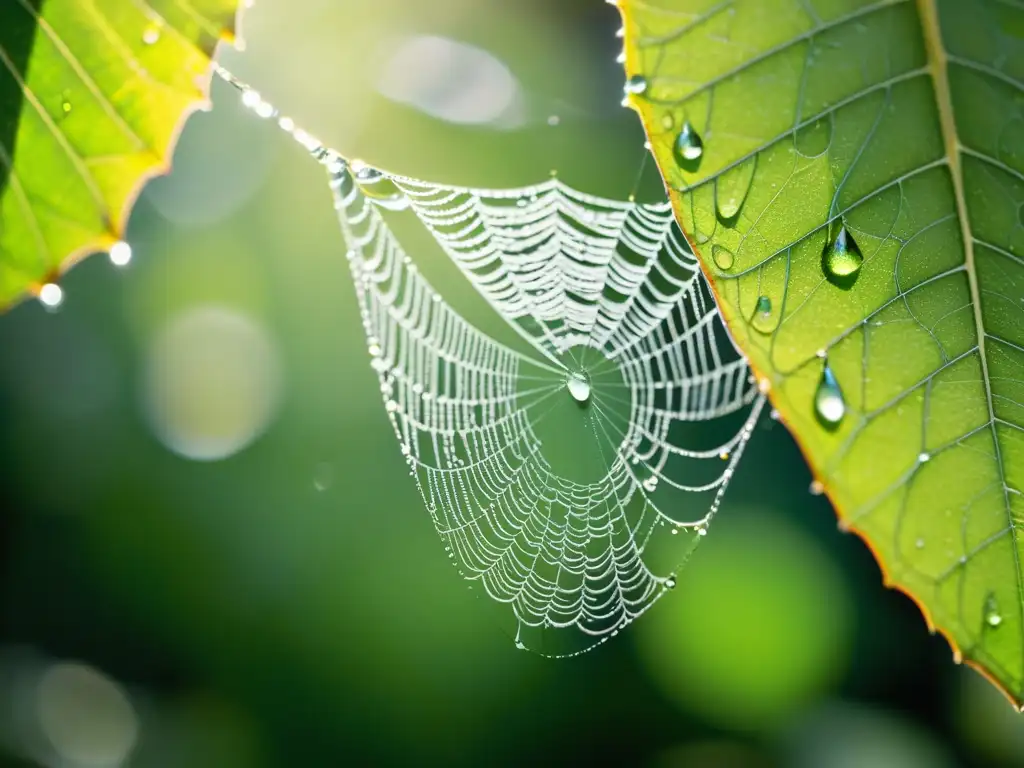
<box><xmin>661</xmin><ymin>113</ymin><xmax>675</xmax><ymax>131</ymax></box>
<box><xmin>241</xmin><ymin>89</ymin><xmax>276</xmax><ymax>119</ymax></box>
<box><xmin>809</xmin><ymin>480</ymin><xmax>824</xmax><ymax>496</ymax></box>
<box><xmin>567</xmin><ymin>372</ymin><xmax>591</xmax><ymax>403</ymax></box>
<box><xmin>624</xmin><ymin>74</ymin><xmax>648</xmax><ymax>95</ymax></box>
<box><xmin>770</xmin><ymin>408</ymin><xmax>780</xmax><ymax>421</ymax></box>
<box><xmin>353</xmin><ymin>166</ymin><xmax>409</xmax><ymax>212</ymax></box>
<box><xmin>751</xmin><ymin>294</ymin><xmax>774</xmax><ymax>334</ymax></box>
<box><xmin>615</xmin><ymin>51</ymin><xmax>626</xmax><ymax>64</ymax></box>
<box><xmin>109</xmin><ymin>240</ymin><xmax>132</xmax><ymax>267</ymax></box>
<box><xmin>915</xmin><ymin>538</ymin><xmax>925</xmax><ymax>549</ymax></box>
<box><xmin>918</xmin><ymin>451</ymin><xmax>930</xmax><ymax>463</ymax></box>
<box><xmin>672</xmin><ymin>121</ymin><xmax>703</xmax><ymax>170</ymax></box>
<box><xmin>39</xmin><ymin>283</ymin><xmax>63</xmax><ymax>309</ymax></box>
<box><xmin>665</xmin><ymin>576</ymin><xmax>676</xmax><ymax>589</ymax></box>
<box><xmin>670</xmin><ymin>527</ymin><xmax>679</xmax><ymax>535</ymax></box>
<box><xmin>696</xmin><ymin>525</ymin><xmax>707</xmax><ymax>537</ymax></box>
<box><xmin>547</xmin><ymin>114</ymin><xmax>561</xmax><ymax>127</ymax></box>
<box><xmin>142</xmin><ymin>24</ymin><xmax>161</xmax><ymax>45</ymax></box>
<box><xmin>822</xmin><ymin>225</ymin><xmax>864</xmax><ymax>286</ymax></box>
<box><xmin>814</xmin><ymin>363</ymin><xmax>846</xmax><ymax>428</ymax></box>
<box><xmin>714</xmin><ymin>157</ymin><xmax>756</xmax><ymax>223</ymax></box>
<box><xmin>711</xmin><ymin>245</ymin><xmax>734</xmax><ymax>271</ymax></box>
<box><xmin>60</xmin><ymin>92</ymin><xmax>72</xmax><ymax>116</ymax></box>
<box><xmin>984</xmin><ymin>592</ymin><xmax>1002</xmax><ymax>628</ymax></box>
<box><xmin>718</xmin><ymin>450</ymin><xmax>729</xmax><ymax>461</ymax></box>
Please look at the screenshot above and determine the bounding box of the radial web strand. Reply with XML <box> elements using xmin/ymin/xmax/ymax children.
<box><xmin>216</xmin><ymin>66</ymin><xmax>765</xmax><ymax>655</ymax></box>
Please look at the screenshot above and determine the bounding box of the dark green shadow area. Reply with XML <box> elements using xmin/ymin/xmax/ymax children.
<box><xmin>0</xmin><ymin>0</ymin><xmax>43</xmax><ymax>204</ymax></box>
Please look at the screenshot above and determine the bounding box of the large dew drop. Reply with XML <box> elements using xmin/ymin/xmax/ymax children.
<box><xmin>711</xmin><ymin>245</ymin><xmax>734</xmax><ymax>271</ymax></box>
<box><xmin>353</xmin><ymin>165</ymin><xmax>410</xmax><ymax>212</ymax></box>
<box><xmin>673</xmin><ymin>121</ymin><xmax>703</xmax><ymax>170</ymax></box>
<box><xmin>567</xmin><ymin>372</ymin><xmax>591</xmax><ymax>403</ymax></box>
<box><xmin>822</xmin><ymin>225</ymin><xmax>863</xmax><ymax>285</ymax></box>
<box><xmin>814</xmin><ymin>363</ymin><xmax>845</xmax><ymax>428</ymax></box>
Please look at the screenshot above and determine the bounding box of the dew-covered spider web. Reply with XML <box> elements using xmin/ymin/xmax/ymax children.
<box><xmin>215</xmin><ymin>65</ymin><xmax>765</xmax><ymax>655</ymax></box>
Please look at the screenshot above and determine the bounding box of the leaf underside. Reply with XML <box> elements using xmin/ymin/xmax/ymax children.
<box><xmin>620</xmin><ymin>0</ymin><xmax>1024</xmax><ymax>704</ymax></box>
<box><xmin>0</xmin><ymin>0</ymin><xmax>240</xmax><ymax>308</ymax></box>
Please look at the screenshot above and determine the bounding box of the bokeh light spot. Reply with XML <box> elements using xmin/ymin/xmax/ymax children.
<box><xmin>143</xmin><ymin>306</ymin><xmax>283</xmax><ymax>461</ymax></box>
<box><xmin>377</xmin><ymin>35</ymin><xmax>524</xmax><ymax>128</ymax></box>
<box><xmin>635</xmin><ymin>511</ymin><xmax>853</xmax><ymax>731</ymax></box>
<box><xmin>36</xmin><ymin>661</ymin><xmax>138</xmax><ymax>767</ymax></box>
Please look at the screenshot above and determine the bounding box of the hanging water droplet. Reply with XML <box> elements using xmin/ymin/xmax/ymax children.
<box><xmin>673</xmin><ymin>122</ymin><xmax>703</xmax><ymax>170</ymax></box>
<box><xmin>353</xmin><ymin>165</ymin><xmax>410</xmax><ymax>212</ymax></box>
<box><xmin>108</xmin><ymin>240</ymin><xmax>132</xmax><ymax>267</ymax></box>
<box><xmin>142</xmin><ymin>24</ymin><xmax>161</xmax><ymax>45</ymax></box>
<box><xmin>809</xmin><ymin>480</ymin><xmax>824</xmax><ymax>496</ymax></box>
<box><xmin>665</xmin><ymin>576</ymin><xmax>677</xmax><ymax>589</ymax></box>
<box><xmin>718</xmin><ymin>450</ymin><xmax>729</xmax><ymax>461</ymax></box>
<box><xmin>38</xmin><ymin>282</ymin><xmax>63</xmax><ymax>309</ymax></box>
<box><xmin>822</xmin><ymin>225</ymin><xmax>863</xmax><ymax>285</ymax></box>
<box><xmin>984</xmin><ymin>592</ymin><xmax>1002</xmax><ymax>628</ymax></box>
<box><xmin>696</xmin><ymin>525</ymin><xmax>707</xmax><ymax>537</ymax></box>
<box><xmin>918</xmin><ymin>451</ymin><xmax>930</xmax><ymax>463</ymax></box>
<box><xmin>756</xmin><ymin>296</ymin><xmax>771</xmax><ymax>316</ymax></box>
<box><xmin>711</xmin><ymin>245</ymin><xmax>734</xmax><ymax>271</ymax></box>
<box><xmin>624</xmin><ymin>74</ymin><xmax>648</xmax><ymax>95</ymax></box>
<box><xmin>567</xmin><ymin>372</ymin><xmax>591</xmax><ymax>403</ymax></box>
<box><xmin>814</xmin><ymin>362</ymin><xmax>846</xmax><ymax>428</ymax></box>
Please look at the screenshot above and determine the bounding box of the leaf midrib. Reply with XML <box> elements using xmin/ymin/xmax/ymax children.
<box><xmin>916</xmin><ymin>0</ymin><xmax>1022</xmax><ymax>679</ymax></box>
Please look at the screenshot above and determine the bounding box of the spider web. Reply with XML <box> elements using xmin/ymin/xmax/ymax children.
<box><xmin>217</xmin><ymin>67</ymin><xmax>765</xmax><ymax>655</ymax></box>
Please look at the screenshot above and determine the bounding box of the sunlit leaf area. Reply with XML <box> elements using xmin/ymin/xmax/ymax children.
<box><xmin>1</xmin><ymin>1</ymin><xmax>1023</xmax><ymax>766</ymax></box>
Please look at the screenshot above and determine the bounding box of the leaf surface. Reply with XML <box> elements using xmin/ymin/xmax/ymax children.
<box><xmin>0</xmin><ymin>0</ymin><xmax>240</xmax><ymax>307</ymax></box>
<box><xmin>619</xmin><ymin>0</ymin><xmax>1024</xmax><ymax>703</ymax></box>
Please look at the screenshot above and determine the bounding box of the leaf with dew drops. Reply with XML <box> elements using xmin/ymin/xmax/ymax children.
<box><xmin>618</xmin><ymin>0</ymin><xmax>1024</xmax><ymax>705</ymax></box>
<box><xmin>0</xmin><ymin>0</ymin><xmax>243</xmax><ymax>308</ymax></box>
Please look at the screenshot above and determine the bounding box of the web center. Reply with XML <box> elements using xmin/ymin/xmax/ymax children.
<box><xmin>566</xmin><ymin>371</ymin><xmax>591</xmax><ymax>404</ymax></box>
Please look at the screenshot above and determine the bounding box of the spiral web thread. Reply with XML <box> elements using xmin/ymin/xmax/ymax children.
<box><xmin>214</xmin><ymin>65</ymin><xmax>765</xmax><ymax>654</ymax></box>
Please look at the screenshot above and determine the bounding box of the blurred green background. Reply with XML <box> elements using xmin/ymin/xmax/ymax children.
<box><xmin>0</xmin><ymin>0</ymin><xmax>1022</xmax><ymax>765</ymax></box>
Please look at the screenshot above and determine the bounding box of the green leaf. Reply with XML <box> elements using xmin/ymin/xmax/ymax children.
<box><xmin>0</xmin><ymin>0</ymin><xmax>241</xmax><ymax>308</ymax></box>
<box><xmin>618</xmin><ymin>0</ymin><xmax>1024</xmax><ymax>704</ymax></box>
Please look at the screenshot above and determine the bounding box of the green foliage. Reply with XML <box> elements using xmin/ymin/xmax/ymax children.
<box><xmin>620</xmin><ymin>0</ymin><xmax>1024</xmax><ymax>704</ymax></box>
<box><xmin>0</xmin><ymin>0</ymin><xmax>240</xmax><ymax>308</ymax></box>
